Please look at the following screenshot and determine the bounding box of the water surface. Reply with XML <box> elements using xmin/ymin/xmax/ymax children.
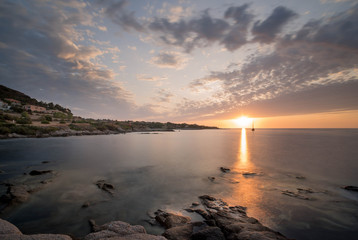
<box><xmin>0</xmin><ymin>129</ymin><xmax>358</xmax><ymax>239</ymax></box>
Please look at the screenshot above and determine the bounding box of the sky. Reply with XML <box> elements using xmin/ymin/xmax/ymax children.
<box><xmin>1</xmin><ymin>0</ymin><xmax>358</xmax><ymax>128</ymax></box>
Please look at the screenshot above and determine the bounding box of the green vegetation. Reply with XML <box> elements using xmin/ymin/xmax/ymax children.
<box><xmin>16</xmin><ymin>112</ymin><xmax>32</xmax><ymax>124</ymax></box>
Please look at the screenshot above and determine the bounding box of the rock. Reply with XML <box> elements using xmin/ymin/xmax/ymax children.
<box><xmin>295</xmin><ymin>175</ymin><xmax>306</xmax><ymax>180</ymax></box>
<box><xmin>162</xmin><ymin>224</ymin><xmax>193</xmax><ymax>240</ymax></box>
<box><xmin>8</xmin><ymin>185</ymin><xmax>30</xmax><ymax>203</ymax></box>
<box><xmin>29</xmin><ymin>170</ymin><xmax>53</xmax><ymax>176</ymax></box>
<box><xmin>193</xmin><ymin>209</ymin><xmax>211</xmax><ymax>220</ymax></box>
<box><xmin>155</xmin><ymin>210</ymin><xmax>191</xmax><ymax>229</ymax></box>
<box><xmin>184</xmin><ymin>208</ymin><xmax>194</xmax><ymax>213</ymax></box>
<box><xmin>191</xmin><ymin>202</ymin><xmax>200</xmax><ymax>207</ymax></box>
<box><xmin>82</xmin><ymin>202</ymin><xmax>90</xmax><ymax>208</ymax></box>
<box><xmin>281</xmin><ymin>190</ymin><xmax>314</xmax><ymax>200</ymax></box>
<box><xmin>220</xmin><ymin>167</ymin><xmax>230</xmax><ymax>173</ymax></box>
<box><xmin>297</xmin><ymin>188</ymin><xmax>314</xmax><ymax>194</ymax></box>
<box><xmin>242</xmin><ymin>172</ymin><xmax>257</xmax><ymax>177</ymax></box>
<box><xmin>342</xmin><ymin>185</ymin><xmax>358</xmax><ymax>192</ymax></box>
<box><xmin>198</xmin><ymin>195</ymin><xmax>289</xmax><ymax>240</ymax></box>
<box><xmin>1</xmin><ymin>234</ymin><xmax>72</xmax><ymax>240</ymax></box>
<box><xmin>0</xmin><ymin>218</ymin><xmax>21</xmax><ymax>235</ymax></box>
<box><xmin>84</xmin><ymin>220</ymin><xmax>165</xmax><ymax>240</ymax></box>
<box><xmin>95</xmin><ymin>180</ymin><xmax>115</xmax><ymax>195</ymax></box>
<box><xmin>42</xmin><ymin>161</ymin><xmax>50</xmax><ymax>164</ymax></box>
<box><xmin>191</xmin><ymin>226</ymin><xmax>225</xmax><ymax>240</ymax></box>
<box><xmin>208</xmin><ymin>177</ymin><xmax>215</xmax><ymax>182</ymax></box>
<box><xmin>0</xmin><ymin>218</ymin><xmax>71</xmax><ymax>240</ymax></box>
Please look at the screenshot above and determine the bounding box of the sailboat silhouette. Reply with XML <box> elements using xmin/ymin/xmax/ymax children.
<box><xmin>251</xmin><ymin>120</ymin><xmax>255</xmax><ymax>131</ymax></box>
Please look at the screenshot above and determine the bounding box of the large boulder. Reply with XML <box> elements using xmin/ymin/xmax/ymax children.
<box><xmin>85</xmin><ymin>220</ymin><xmax>166</xmax><ymax>240</ymax></box>
<box><xmin>0</xmin><ymin>218</ymin><xmax>71</xmax><ymax>240</ymax></box>
<box><xmin>155</xmin><ymin>210</ymin><xmax>191</xmax><ymax>229</ymax></box>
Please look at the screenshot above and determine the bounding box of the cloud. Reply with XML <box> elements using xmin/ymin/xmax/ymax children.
<box><xmin>184</xmin><ymin>5</ymin><xmax>358</xmax><ymax>119</ymax></box>
<box><xmin>101</xmin><ymin>0</ymin><xmax>145</xmax><ymax>32</ymax></box>
<box><xmin>136</xmin><ymin>74</ymin><xmax>168</xmax><ymax>82</ymax></box>
<box><xmin>148</xmin><ymin>4</ymin><xmax>254</xmax><ymax>52</ymax></box>
<box><xmin>0</xmin><ymin>0</ymin><xmax>153</xmax><ymax>119</ymax></box>
<box><xmin>252</xmin><ymin>6</ymin><xmax>298</xmax><ymax>43</ymax></box>
<box><xmin>149</xmin><ymin>51</ymin><xmax>187</xmax><ymax>69</ymax></box>
<box><xmin>153</xmin><ymin>89</ymin><xmax>174</xmax><ymax>103</ymax></box>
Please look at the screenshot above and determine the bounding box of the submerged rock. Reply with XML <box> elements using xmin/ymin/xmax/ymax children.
<box><xmin>220</xmin><ymin>167</ymin><xmax>230</xmax><ymax>173</ymax></box>
<box><xmin>242</xmin><ymin>172</ymin><xmax>257</xmax><ymax>177</ymax></box>
<box><xmin>281</xmin><ymin>190</ymin><xmax>314</xmax><ymax>201</ymax></box>
<box><xmin>29</xmin><ymin>170</ymin><xmax>53</xmax><ymax>176</ymax></box>
<box><xmin>95</xmin><ymin>180</ymin><xmax>115</xmax><ymax>195</ymax></box>
<box><xmin>208</xmin><ymin>177</ymin><xmax>215</xmax><ymax>182</ymax></box>
<box><xmin>342</xmin><ymin>186</ymin><xmax>358</xmax><ymax>192</ymax></box>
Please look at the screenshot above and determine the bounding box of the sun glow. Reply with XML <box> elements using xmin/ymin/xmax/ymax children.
<box><xmin>234</xmin><ymin>116</ymin><xmax>252</xmax><ymax>128</ymax></box>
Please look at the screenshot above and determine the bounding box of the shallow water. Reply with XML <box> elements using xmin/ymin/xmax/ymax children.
<box><xmin>0</xmin><ymin>129</ymin><xmax>358</xmax><ymax>239</ymax></box>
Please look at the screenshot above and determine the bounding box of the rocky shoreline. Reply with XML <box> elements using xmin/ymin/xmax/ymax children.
<box><xmin>0</xmin><ymin>128</ymin><xmax>178</xmax><ymax>140</ymax></box>
<box><xmin>0</xmin><ymin>195</ymin><xmax>290</xmax><ymax>240</ymax></box>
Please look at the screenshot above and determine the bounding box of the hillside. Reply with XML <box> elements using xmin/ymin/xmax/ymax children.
<box><xmin>0</xmin><ymin>85</ymin><xmax>218</xmax><ymax>138</ymax></box>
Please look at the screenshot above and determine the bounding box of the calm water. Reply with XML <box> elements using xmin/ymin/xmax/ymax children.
<box><xmin>0</xmin><ymin>129</ymin><xmax>358</xmax><ymax>239</ymax></box>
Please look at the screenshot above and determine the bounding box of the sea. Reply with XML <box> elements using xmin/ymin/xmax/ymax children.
<box><xmin>0</xmin><ymin>128</ymin><xmax>358</xmax><ymax>240</ymax></box>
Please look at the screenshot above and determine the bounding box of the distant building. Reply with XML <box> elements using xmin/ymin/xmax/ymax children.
<box><xmin>4</xmin><ymin>98</ymin><xmax>21</xmax><ymax>106</ymax></box>
<box><xmin>0</xmin><ymin>100</ymin><xmax>10</xmax><ymax>110</ymax></box>
<box><xmin>24</xmin><ymin>105</ymin><xmax>46</xmax><ymax>112</ymax></box>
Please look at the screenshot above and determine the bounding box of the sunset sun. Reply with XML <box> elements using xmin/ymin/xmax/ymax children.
<box><xmin>234</xmin><ymin>116</ymin><xmax>252</xmax><ymax>128</ymax></box>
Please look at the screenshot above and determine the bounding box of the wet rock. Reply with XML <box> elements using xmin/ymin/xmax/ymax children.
<box><xmin>84</xmin><ymin>220</ymin><xmax>166</xmax><ymax>240</ymax></box>
<box><xmin>191</xmin><ymin>202</ymin><xmax>200</xmax><ymax>207</ymax></box>
<box><xmin>342</xmin><ymin>185</ymin><xmax>358</xmax><ymax>192</ymax></box>
<box><xmin>95</xmin><ymin>180</ymin><xmax>115</xmax><ymax>195</ymax></box>
<box><xmin>220</xmin><ymin>167</ymin><xmax>230</xmax><ymax>173</ymax></box>
<box><xmin>281</xmin><ymin>190</ymin><xmax>313</xmax><ymax>200</ymax></box>
<box><xmin>193</xmin><ymin>209</ymin><xmax>211</xmax><ymax>220</ymax></box>
<box><xmin>295</xmin><ymin>175</ymin><xmax>306</xmax><ymax>180</ymax></box>
<box><xmin>42</xmin><ymin>161</ymin><xmax>50</xmax><ymax>164</ymax></box>
<box><xmin>184</xmin><ymin>208</ymin><xmax>194</xmax><ymax>213</ymax></box>
<box><xmin>155</xmin><ymin>210</ymin><xmax>191</xmax><ymax>229</ymax></box>
<box><xmin>198</xmin><ymin>195</ymin><xmax>289</xmax><ymax>240</ymax></box>
<box><xmin>29</xmin><ymin>170</ymin><xmax>53</xmax><ymax>176</ymax></box>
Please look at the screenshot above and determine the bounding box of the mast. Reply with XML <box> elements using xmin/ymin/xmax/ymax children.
<box><xmin>251</xmin><ymin>119</ymin><xmax>255</xmax><ymax>131</ymax></box>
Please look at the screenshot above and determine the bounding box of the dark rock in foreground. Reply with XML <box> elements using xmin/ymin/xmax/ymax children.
<box><xmin>342</xmin><ymin>185</ymin><xmax>358</xmax><ymax>192</ymax></box>
<box><xmin>0</xmin><ymin>218</ymin><xmax>71</xmax><ymax>240</ymax></box>
<box><xmin>85</xmin><ymin>219</ymin><xmax>166</xmax><ymax>240</ymax></box>
<box><xmin>198</xmin><ymin>195</ymin><xmax>290</xmax><ymax>240</ymax></box>
<box><xmin>155</xmin><ymin>209</ymin><xmax>191</xmax><ymax>229</ymax></box>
